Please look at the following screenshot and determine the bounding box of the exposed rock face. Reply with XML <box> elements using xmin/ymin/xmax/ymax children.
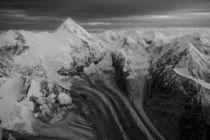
<box><xmin>143</xmin><ymin>34</ymin><xmax>210</xmax><ymax>140</ymax></box>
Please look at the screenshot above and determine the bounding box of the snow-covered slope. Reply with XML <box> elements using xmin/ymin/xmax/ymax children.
<box><xmin>174</xmin><ymin>41</ymin><xmax>210</xmax><ymax>89</ymax></box>
<box><xmin>0</xmin><ymin>18</ymin><xmax>105</xmax><ymax>134</ymax></box>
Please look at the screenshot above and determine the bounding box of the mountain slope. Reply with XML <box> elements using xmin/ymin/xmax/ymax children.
<box><xmin>0</xmin><ymin>18</ymin><xmax>105</xmax><ymax>134</ymax></box>
<box><xmin>143</xmin><ymin>33</ymin><xmax>210</xmax><ymax>139</ymax></box>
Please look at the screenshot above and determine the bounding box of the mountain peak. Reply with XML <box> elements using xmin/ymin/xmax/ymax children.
<box><xmin>56</xmin><ymin>17</ymin><xmax>92</xmax><ymax>39</ymax></box>
<box><xmin>63</xmin><ymin>17</ymin><xmax>76</xmax><ymax>23</ymax></box>
<box><xmin>60</xmin><ymin>18</ymin><xmax>77</xmax><ymax>28</ymax></box>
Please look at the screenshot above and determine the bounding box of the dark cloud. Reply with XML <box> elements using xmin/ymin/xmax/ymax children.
<box><xmin>82</xmin><ymin>13</ymin><xmax>210</xmax><ymax>32</ymax></box>
<box><xmin>1</xmin><ymin>0</ymin><xmax>210</xmax><ymax>18</ymax></box>
<box><xmin>0</xmin><ymin>0</ymin><xmax>210</xmax><ymax>30</ymax></box>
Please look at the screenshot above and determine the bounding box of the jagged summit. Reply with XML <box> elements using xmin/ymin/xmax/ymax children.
<box><xmin>56</xmin><ymin>17</ymin><xmax>92</xmax><ymax>40</ymax></box>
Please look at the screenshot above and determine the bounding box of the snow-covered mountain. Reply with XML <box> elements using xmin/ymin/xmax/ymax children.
<box><xmin>1</xmin><ymin>17</ymin><xmax>210</xmax><ymax>140</ymax></box>
<box><xmin>98</xmin><ymin>28</ymin><xmax>210</xmax><ymax>139</ymax></box>
<box><xmin>0</xmin><ymin>18</ymin><xmax>105</xmax><ymax>134</ymax></box>
<box><xmin>143</xmin><ymin>32</ymin><xmax>210</xmax><ymax>139</ymax></box>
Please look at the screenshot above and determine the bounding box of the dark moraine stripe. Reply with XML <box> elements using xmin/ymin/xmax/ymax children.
<box><xmin>68</xmin><ymin>71</ymin><xmax>164</xmax><ymax>140</ymax></box>
<box><xmin>3</xmin><ymin>71</ymin><xmax>164</xmax><ymax>140</ymax></box>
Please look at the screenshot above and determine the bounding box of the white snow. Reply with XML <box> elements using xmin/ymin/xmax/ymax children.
<box><xmin>189</xmin><ymin>42</ymin><xmax>210</xmax><ymax>71</ymax></box>
<box><xmin>58</xmin><ymin>92</ymin><xmax>72</xmax><ymax>105</ymax></box>
<box><xmin>0</xmin><ymin>30</ymin><xmax>18</xmax><ymax>48</ymax></box>
<box><xmin>0</xmin><ymin>75</ymin><xmax>34</xmax><ymax>134</ymax></box>
<box><xmin>174</xmin><ymin>68</ymin><xmax>210</xmax><ymax>89</ymax></box>
<box><xmin>27</xmin><ymin>80</ymin><xmax>43</xmax><ymax>101</ymax></box>
<box><xmin>56</xmin><ymin>18</ymin><xmax>92</xmax><ymax>41</ymax></box>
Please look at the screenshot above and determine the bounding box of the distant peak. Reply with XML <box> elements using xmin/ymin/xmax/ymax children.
<box><xmin>61</xmin><ymin>18</ymin><xmax>77</xmax><ymax>27</ymax></box>
<box><xmin>57</xmin><ymin>18</ymin><xmax>79</xmax><ymax>32</ymax></box>
<box><xmin>56</xmin><ymin>17</ymin><xmax>92</xmax><ymax>39</ymax></box>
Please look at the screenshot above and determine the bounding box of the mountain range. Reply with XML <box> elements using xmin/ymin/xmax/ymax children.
<box><xmin>0</xmin><ymin>18</ymin><xmax>210</xmax><ymax>140</ymax></box>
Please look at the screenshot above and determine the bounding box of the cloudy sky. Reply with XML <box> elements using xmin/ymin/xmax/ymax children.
<box><xmin>0</xmin><ymin>0</ymin><xmax>210</xmax><ymax>31</ymax></box>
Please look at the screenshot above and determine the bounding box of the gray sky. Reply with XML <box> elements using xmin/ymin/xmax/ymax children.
<box><xmin>0</xmin><ymin>0</ymin><xmax>210</xmax><ymax>31</ymax></box>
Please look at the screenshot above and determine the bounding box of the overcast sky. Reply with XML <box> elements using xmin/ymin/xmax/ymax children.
<box><xmin>0</xmin><ymin>0</ymin><xmax>210</xmax><ymax>31</ymax></box>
